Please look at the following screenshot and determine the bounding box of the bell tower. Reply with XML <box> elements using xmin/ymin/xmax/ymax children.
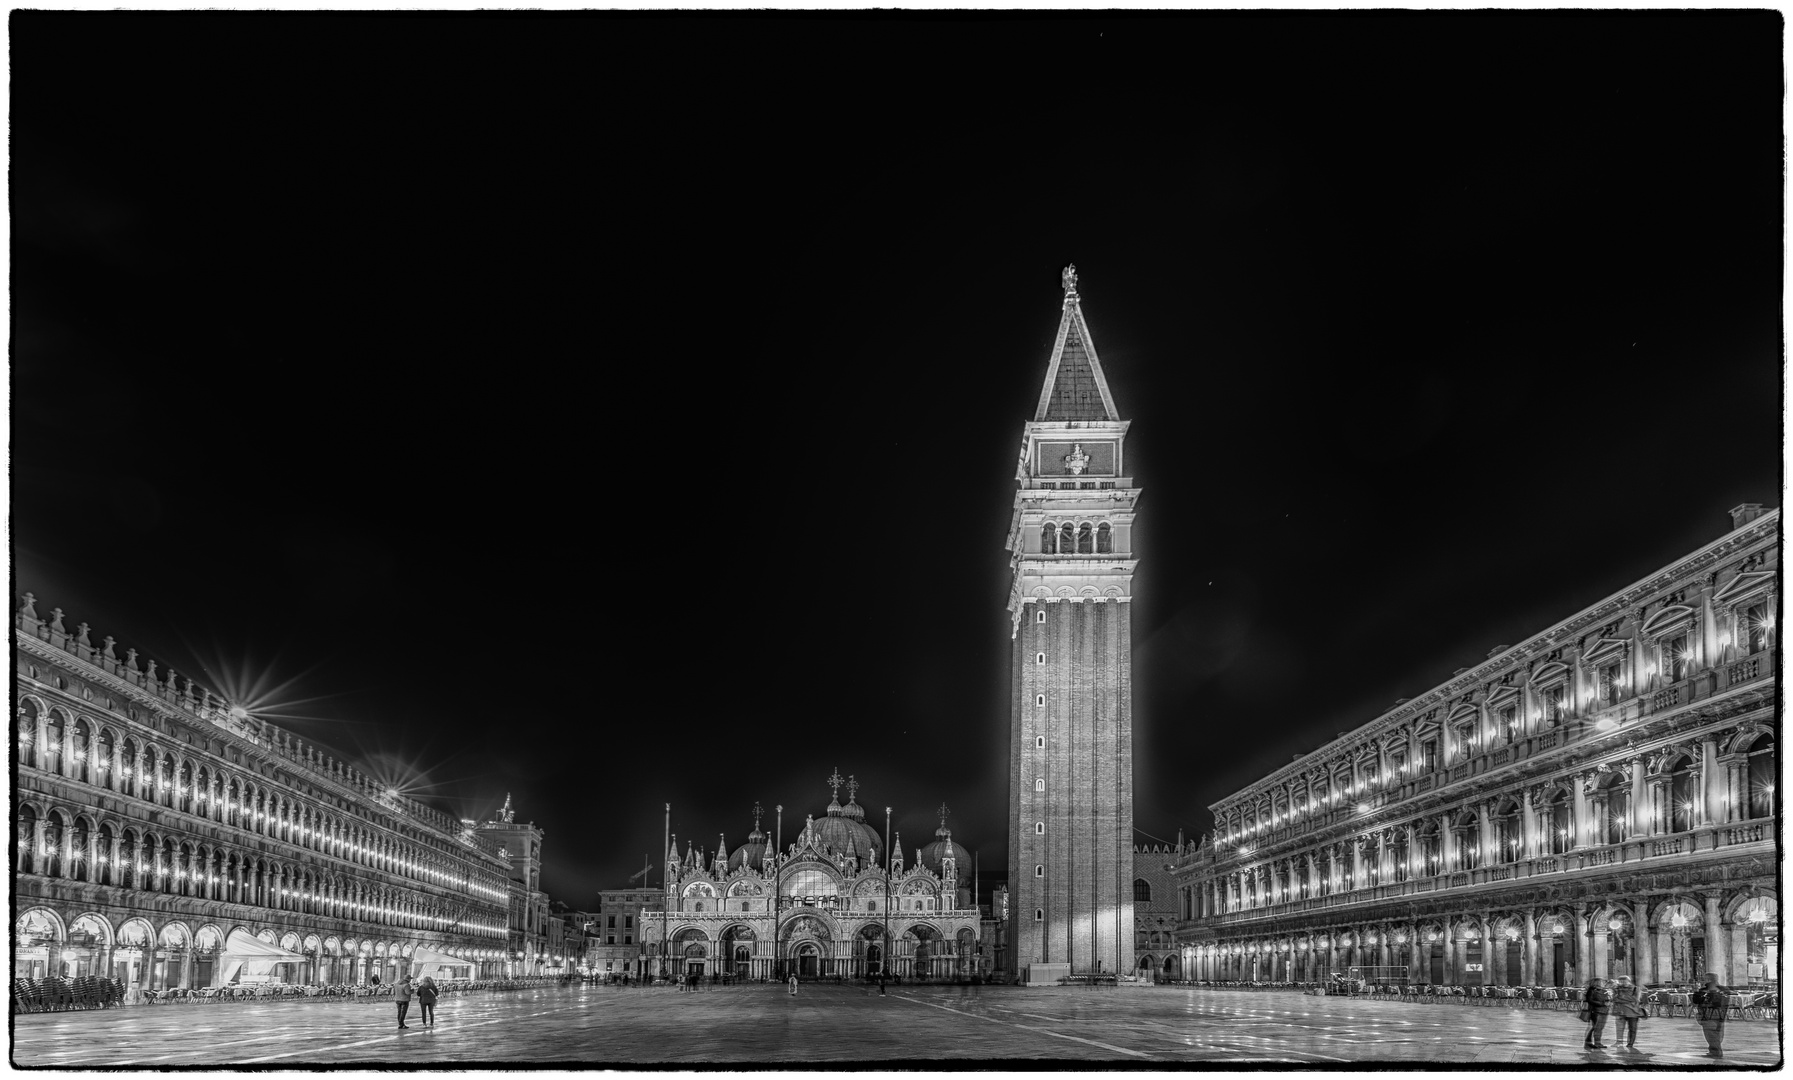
<box><xmin>1005</xmin><ymin>265</ymin><xmax>1139</xmax><ymax>981</ymax></box>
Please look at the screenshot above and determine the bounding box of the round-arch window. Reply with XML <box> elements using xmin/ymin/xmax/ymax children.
<box><xmin>1035</xmin><ymin>909</ymin><xmax>1044</xmax><ymax>922</ymax></box>
<box><xmin>1036</xmin><ymin>653</ymin><xmax>1045</xmax><ymax>665</ymax></box>
<box><xmin>1035</xmin><ymin>822</ymin><xmax>1045</xmax><ymax>835</ymax></box>
<box><xmin>1035</xmin><ymin>865</ymin><xmax>1044</xmax><ymax>877</ymax></box>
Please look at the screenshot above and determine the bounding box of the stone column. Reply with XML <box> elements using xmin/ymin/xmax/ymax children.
<box><xmin>1591</xmin><ymin>920</ymin><xmax>1609</xmax><ymax>980</ymax></box>
<box><xmin>1438</xmin><ymin>815</ymin><xmax>1454</xmax><ymax>873</ymax></box>
<box><xmin>1632</xmin><ymin>900</ymin><xmax>1653</xmax><ymax>984</ymax></box>
<box><xmin>1627</xmin><ymin>759</ymin><xmax>1648</xmax><ymax>838</ymax></box>
<box><xmin>1570</xmin><ymin>776</ymin><xmax>1591</xmax><ymax>851</ymax></box>
<box><xmin>1699</xmin><ymin>738</ymin><xmax>1721</xmax><ymax>827</ymax></box>
<box><xmin>1703</xmin><ymin>894</ymin><xmax>1727</xmax><ymax>982</ymax></box>
<box><xmin>1478</xmin><ymin>801</ymin><xmax>1496</xmax><ymax>866</ymax></box>
<box><xmin>1522</xmin><ymin>911</ymin><xmax>1540</xmax><ymax>985</ymax></box>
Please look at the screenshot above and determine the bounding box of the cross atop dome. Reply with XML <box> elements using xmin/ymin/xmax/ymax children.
<box><xmin>827</xmin><ymin>767</ymin><xmax>845</xmax><ymax>799</ymax></box>
<box><xmin>846</xmin><ymin>776</ymin><xmax>859</xmax><ymax>802</ymax></box>
<box><xmin>937</xmin><ymin>802</ymin><xmax>951</xmax><ymax>828</ymax></box>
<box><xmin>751</xmin><ymin>801</ymin><xmax>764</xmax><ymax>829</ymax></box>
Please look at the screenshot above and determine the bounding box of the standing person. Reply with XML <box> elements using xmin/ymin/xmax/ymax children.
<box><xmin>1692</xmin><ymin>972</ymin><xmax>1730</xmax><ymax>1058</ymax></box>
<box><xmin>787</xmin><ymin>973</ymin><xmax>798</xmax><ymax>996</ymax></box>
<box><xmin>1582</xmin><ymin>976</ymin><xmax>1612</xmax><ymax>1050</ymax></box>
<box><xmin>394</xmin><ymin>974</ymin><xmax>414</xmax><ymax>1029</ymax></box>
<box><xmin>1610</xmin><ymin>976</ymin><xmax>1645</xmax><ymax>1050</ymax></box>
<box><xmin>416</xmin><ymin>976</ymin><xmax>438</xmax><ymax>1028</ymax></box>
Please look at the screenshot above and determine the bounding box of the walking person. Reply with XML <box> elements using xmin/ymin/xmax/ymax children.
<box><xmin>394</xmin><ymin>974</ymin><xmax>414</xmax><ymax>1029</ymax></box>
<box><xmin>1610</xmin><ymin>976</ymin><xmax>1645</xmax><ymax>1050</ymax></box>
<box><xmin>1692</xmin><ymin>972</ymin><xmax>1730</xmax><ymax>1058</ymax></box>
<box><xmin>416</xmin><ymin>976</ymin><xmax>438</xmax><ymax>1028</ymax></box>
<box><xmin>1581</xmin><ymin>976</ymin><xmax>1612</xmax><ymax>1050</ymax></box>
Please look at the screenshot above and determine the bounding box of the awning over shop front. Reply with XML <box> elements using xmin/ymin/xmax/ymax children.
<box><xmin>215</xmin><ymin>930</ymin><xmax>308</xmax><ymax>986</ymax></box>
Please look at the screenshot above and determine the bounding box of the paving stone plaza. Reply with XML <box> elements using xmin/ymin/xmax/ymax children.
<box><xmin>10</xmin><ymin>982</ymin><xmax>1782</xmax><ymax>1067</ymax></box>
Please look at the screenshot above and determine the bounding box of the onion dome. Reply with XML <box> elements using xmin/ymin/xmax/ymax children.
<box><xmin>919</xmin><ymin>804</ymin><xmax>971</xmax><ymax>875</ymax></box>
<box><xmin>727</xmin><ymin>803</ymin><xmax>770</xmax><ymax>872</ymax></box>
<box><xmin>809</xmin><ymin>769</ymin><xmax>883</xmax><ymax>865</ymax></box>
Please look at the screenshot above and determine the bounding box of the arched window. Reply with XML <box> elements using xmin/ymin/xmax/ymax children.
<box><xmin>1059</xmin><ymin>522</ymin><xmax>1075</xmax><ymax>553</ymax></box>
<box><xmin>1035</xmin><ymin>778</ymin><xmax>1045</xmax><ymax>792</ymax></box>
<box><xmin>1076</xmin><ymin>523</ymin><xmax>1093</xmax><ymax>554</ymax></box>
<box><xmin>1742</xmin><ymin>602</ymin><xmax>1770</xmax><ymax>654</ymax></box>
<box><xmin>44</xmin><ymin>710</ymin><xmax>64</xmax><ymax>773</ymax></box>
<box><xmin>1035</xmin><ymin>865</ymin><xmax>1044</xmax><ymax>877</ymax></box>
<box><xmin>70</xmin><ymin>819</ymin><xmax>90</xmax><ymax>882</ymax></box>
<box><xmin>119</xmin><ymin>740</ymin><xmax>137</xmax><ymax>796</ymax></box>
<box><xmin>1035</xmin><ymin>821</ymin><xmax>1045</xmax><ymax>835</ymax></box>
<box><xmin>97</xmin><ymin>824</ymin><xmax>115</xmax><ymax>886</ymax></box>
<box><xmin>693</xmin><ymin>901</ymin><xmax>703</xmax><ymax>912</ymax></box>
<box><xmin>17</xmin><ymin>698</ymin><xmax>38</xmax><ymax>769</ymax></box>
<box><xmin>1747</xmin><ymin>733</ymin><xmax>1776</xmax><ymax>818</ymax></box>
<box><xmin>1040</xmin><ymin>524</ymin><xmax>1057</xmax><ymax>554</ymax></box>
<box><xmin>1391</xmin><ymin>831</ymin><xmax>1409</xmax><ymax>883</ymax></box>
<box><xmin>1602</xmin><ymin>780</ymin><xmax>1628</xmax><ymax>846</ymax></box>
<box><xmin>118</xmin><ymin>830</ymin><xmax>136</xmax><ymax>889</ymax></box>
<box><xmin>1669</xmin><ymin>756</ymin><xmax>1696</xmax><ymax>833</ymax></box>
<box><xmin>1457</xmin><ymin>815</ymin><xmax>1479</xmax><ymax>870</ymax></box>
<box><xmin>1035</xmin><ymin>908</ymin><xmax>1044</xmax><ymax>922</ymax></box>
<box><xmin>43</xmin><ymin>812</ymin><xmax>65</xmax><ymax>878</ymax></box>
<box><xmin>1096</xmin><ymin>522</ymin><xmax>1112</xmax><ymax>554</ymax></box>
<box><xmin>71</xmin><ymin>719</ymin><xmax>91</xmax><ymax>783</ymax></box>
<box><xmin>1663</xmin><ymin>633</ymin><xmax>1691</xmax><ymax>683</ymax></box>
<box><xmin>96</xmin><ymin>728</ymin><xmax>115</xmax><ymax>789</ymax></box>
<box><xmin>179</xmin><ymin>762</ymin><xmax>194</xmax><ymax>814</ymax></box>
<box><xmin>1134</xmin><ymin>878</ymin><xmax>1152</xmax><ymax>902</ymax></box>
<box><xmin>1549</xmin><ymin>792</ymin><xmax>1572</xmax><ymax>854</ymax></box>
<box><xmin>1498</xmin><ymin>801</ymin><xmax>1523</xmax><ymax>862</ymax></box>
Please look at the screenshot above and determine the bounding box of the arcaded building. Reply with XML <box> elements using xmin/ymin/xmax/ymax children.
<box><xmin>640</xmin><ymin>776</ymin><xmax>987</xmax><ymax>981</ymax></box>
<box><xmin>1172</xmin><ymin>505</ymin><xmax>1778</xmax><ymax>989</ymax></box>
<box><xmin>1005</xmin><ymin>265</ymin><xmax>1141</xmax><ymax>983</ymax></box>
<box><xmin>14</xmin><ymin>596</ymin><xmax>516</xmax><ymax>989</ymax></box>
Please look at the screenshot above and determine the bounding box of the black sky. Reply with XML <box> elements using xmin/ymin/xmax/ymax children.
<box><xmin>12</xmin><ymin>11</ymin><xmax>1783</xmax><ymax>908</ymax></box>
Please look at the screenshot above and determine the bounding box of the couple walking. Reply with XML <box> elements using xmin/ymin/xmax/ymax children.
<box><xmin>1580</xmin><ymin>976</ymin><xmax>1644</xmax><ymax>1050</ymax></box>
<box><xmin>393</xmin><ymin>975</ymin><xmax>440</xmax><ymax>1029</ymax></box>
<box><xmin>1583</xmin><ymin>972</ymin><xmax>1730</xmax><ymax>1058</ymax></box>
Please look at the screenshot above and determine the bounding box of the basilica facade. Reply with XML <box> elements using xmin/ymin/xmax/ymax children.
<box><xmin>640</xmin><ymin>775</ymin><xmax>987</xmax><ymax>981</ymax></box>
<box><xmin>1172</xmin><ymin>505</ymin><xmax>1779</xmax><ymax>990</ymax></box>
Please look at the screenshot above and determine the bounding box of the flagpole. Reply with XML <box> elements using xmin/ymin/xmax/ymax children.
<box><xmin>662</xmin><ymin>803</ymin><xmax>670</xmax><ymax>983</ymax></box>
<box><xmin>883</xmin><ymin>806</ymin><xmax>892</xmax><ymax>988</ymax></box>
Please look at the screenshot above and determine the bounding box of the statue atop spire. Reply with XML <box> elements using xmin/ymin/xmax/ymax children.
<box><xmin>1061</xmin><ymin>263</ymin><xmax>1078</xmax><ymax>297</ymax></box>
<box><xmin>499</xmin><ymin>793</ymin><xmax>515</xmax><ymax>823</ymax></box>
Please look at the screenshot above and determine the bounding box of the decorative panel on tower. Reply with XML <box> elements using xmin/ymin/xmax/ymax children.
<box><xmin>1004</xmin><ymin>265</ymin><xmax>1139</xmax><ymax>982</ymax></box>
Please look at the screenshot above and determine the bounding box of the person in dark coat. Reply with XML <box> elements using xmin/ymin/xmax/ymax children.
<box><xmin>1691</xmin><ymin>972</ymin><xmax>1730</xmax><ymax>1058</ymax></box>
<box><xmin>1610</xmin><ymin>976</ymin><xmax>1645</xmax><ymax>1049</ymax></box>
<box><xmin>1583</xmin><ymin>977</ymin><xmax>1612</xmax><ymax>1050</ymax></box>
<box><xmin>416</xmin><ymin>976</ymin><xmax>438</xmax><ymax>1027</ymax></box>
<box><xmin>393</xmin><ymin>974</ymin><xmax>414</xmax><ymax>1029</ymax></box>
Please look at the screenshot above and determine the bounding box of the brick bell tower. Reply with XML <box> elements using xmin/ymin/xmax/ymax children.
<box><xmin>1004</xmin><ymin>265</ymin><xmax>1139</xmax><ymax>982</ymax></box>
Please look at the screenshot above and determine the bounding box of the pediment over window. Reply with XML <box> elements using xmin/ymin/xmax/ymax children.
<box><xmin>1584</xmin><ymin>637</ymin><xmax>1629</xmax><ymax>663</ymax></box>
<box><xmin>1714</xmin><ymin>570</ymin><xmax>1775</xmax><ymax>604</ymax></box>
<box><xmin>1641</xmin><ymin>604</ymin><xmax>1697</xmax><ymax>637</ymax></box>
<box><xmin>1529</xmin><ymin>661</ymin><xmax>1570</xmax><ymax>686</ymax></box>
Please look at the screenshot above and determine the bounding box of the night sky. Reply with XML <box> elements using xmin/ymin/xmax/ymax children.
<box><xmin>13</xmin><ymin>12</ymin><xmax>1782</xmax><ymax>909</ymax></box>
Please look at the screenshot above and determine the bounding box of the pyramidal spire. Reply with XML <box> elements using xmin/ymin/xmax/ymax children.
<box><xmin>1034</xmin><ymin>264</ymin><xmax>1119</xmax><ymax>423</ymax></box>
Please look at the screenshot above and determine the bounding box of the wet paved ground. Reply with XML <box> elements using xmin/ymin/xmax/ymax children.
<box><xmin>10</xmin><ymin>982</ymin><xmax>1784</xmax><ymax>1067</ymax></box>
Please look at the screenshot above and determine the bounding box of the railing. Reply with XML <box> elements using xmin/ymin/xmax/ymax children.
<box><xmin>1724</xmin><ymin>824</ymin><xmax>1767</xmax><ymax>845</ymax></box>
<box><xmin>1652</xmin><ymin>838</ymin><xmax>1684</xmax><ymax>856</ymax></box>
<box><xmin>1729</xmin><ymin>657</ymin><xmax>1762</xmax><ymax>685</ymax></box>
<box><xmin>1653</xmin><ymin>687</ymin><xmax>1681</xmax><ymax>709</ymax></box>
<box><xmin>1492</xmin><ymin>748</ymin><xmax>1511</xmax><ymax>765</ymax></box>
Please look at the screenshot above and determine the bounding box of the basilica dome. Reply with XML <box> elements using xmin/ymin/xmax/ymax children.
<box><xmin>918</xmin><ymin>821</ymin><xmax>971</xmax><ymax>876</ymax></box>
<box><xmin>811</xmin><ymin>790</ymin><xmax>883</xmax><ymax>866</ymax></box>
<box><xmin>727</xmin><ymin>824</ymin><xmax>769</xmax><ymax>872</ymax></box>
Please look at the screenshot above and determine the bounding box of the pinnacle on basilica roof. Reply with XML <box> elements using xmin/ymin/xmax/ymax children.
<box><xmin>1034</xmin><ymin>264</ymin><xmax>1120</xmax><ymax>423</ymax></box>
